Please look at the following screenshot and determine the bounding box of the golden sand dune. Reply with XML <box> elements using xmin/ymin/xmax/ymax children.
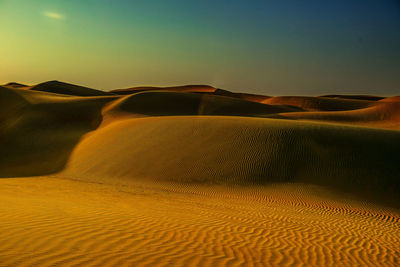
<box><xmin>1</xmin><ymin>81</ymin><xmax>400</xmax><ymax>265</ymax></box>
<box><xmin>60</xmin><ymin>116</ymin><xmax>400</xmax><ymax>206</ymax></box>
<box><xmin>380</xmin><ymin>95</ymin><xmax>400</xmax><ymax>102</ymax></box>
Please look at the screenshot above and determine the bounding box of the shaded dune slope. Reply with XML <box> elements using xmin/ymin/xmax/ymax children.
<box><xmin>2</xmin><ymin>82</ymin><xmax>29</xmax><ymax>89</ymax></box>
<box><xmin>0</xmin><ymin>86</ymin><xmax>116</xmax><ymax>177</ymax></box>
<box><xmin>0</xmin><ymin>85</ymin><xmax>29</xmax><ymax>117</ymax></box>
<box><xmin>104</xmin><ymin>91</ymin><xmax>299</xmax><ymax>118</ymax></box>
<box><xmin>61</xmin><ymin>116</ymin><xmax>400</xmax><ymax>206</ymax></box>
<box><xmin>213</xmin><ymin>88</ymin><xmax>270</xmax><ymax>102</ymax></box>
<box><xmin>0</xmin><ymin>85</ymin><xmax>30</xmax><ymax>134</ymax></box>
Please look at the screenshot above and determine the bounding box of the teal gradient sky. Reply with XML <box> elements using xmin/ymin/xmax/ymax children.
<box><xmin>1</xmin><ymin>0</ymin><xmax>399</xmax><ymax>95</ymax></box>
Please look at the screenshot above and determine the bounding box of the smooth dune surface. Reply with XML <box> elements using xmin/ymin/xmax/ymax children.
<box><xmin>1</xmin><ymin>81</ymin><xmax>399</xmax><ymax>266</ymax></box>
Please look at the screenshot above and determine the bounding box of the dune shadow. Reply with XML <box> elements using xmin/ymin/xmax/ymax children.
<box><xmin>0</xmin><ymin>98</ymin><xmax>110</xmax><ymax>178</ymax></box>
<box><xmin>107</xmin><ymin>91</ymin><xmax>300</xmax><ymax>118</ymax></box>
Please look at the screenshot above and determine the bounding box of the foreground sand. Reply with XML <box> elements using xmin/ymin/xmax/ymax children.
<box><xmin>0</xmin><ymin>177</ymin><xmax>399</xmax><ymax>266</ymax></box>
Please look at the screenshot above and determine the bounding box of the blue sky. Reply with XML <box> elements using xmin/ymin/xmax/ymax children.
<box><xmin>1</xmin><ymin>0</ymin><xmax>399</xmax><ymax>95</ymax></box>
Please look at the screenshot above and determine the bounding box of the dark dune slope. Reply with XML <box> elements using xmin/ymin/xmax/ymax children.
<box><xmin>0</xmin><ymin>87</ymin><xmax>116</xmax><ymax>177</ymax></box>
<box><xmin>2</xmin><ymin>82</ymin><xmax>29</xmax><ymax>89</ymax></box>
<box><xmin>105</xmin><ymin>91</ymin><xmax>300</xmax><ymax>117</ymax></box>
<box><xmin>0</xmin><ymin>85</ymin><xmax>30</xmax><ymax>129</ymax></box>
<box><xmin>213</xmin><ymin>88</ymin><xmax>270</xmax><ymax>102</ymax></box>
<box><xmin>0</xmin><ymin>85</ymin><xmax>28</xmax><ymax>111</ymax></box>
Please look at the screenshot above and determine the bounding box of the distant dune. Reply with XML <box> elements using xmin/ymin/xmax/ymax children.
<box><xmin>320</xmin><ymin>94</ymin><xmax>385</xmax><ymax>101</ymax></box>
<box><xmin>1</xmin><ymin>81</ymin><xmax>399</xmax><ymax>265</ymax></box>
<box><xmin>262</xmin><ymin>96</ymin><xmax>374</xmax><ymax>111</ymax></box>
<box><xmin>104</xmin><ymin>91</ymin><xmax>299</xmax><ymax>118</ymax></box>
<box><xmin>30</xmin><ymin>80</ymin><xmax>114</xmax><ymax>96</ymax></box>
<box><xmin>213</xmin><ymin>88</ymin><xmax>271</xmax><ymax>102</ymax></box>
<box><xmin>2</xmin><ymin>82</ymin><xmax>29</xmax><ymax>88</ymax></box>
<box><xmin>110</xmin><ymin>84</ymin><xmax>217</xmax><ymax>95</ymax></box>
<box><xmin>278</xmin><ymin>100</ymin><xmax>400</xmax><ymax>129</ymax></box>
<box><xmin>380</xmin><ymin>95</ymin><xmax>400</xmax><ymax>102</ymax></box>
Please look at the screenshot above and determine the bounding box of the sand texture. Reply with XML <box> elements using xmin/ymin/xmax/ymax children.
<box><xmin>0</xmin><ymin>81</ymin><xmax>399</xmax><ymax>266</ymax></box>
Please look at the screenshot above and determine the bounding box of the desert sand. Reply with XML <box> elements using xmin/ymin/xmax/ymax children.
<box><xmin>0</xmin><ymin>81</ymin><xmax>399</xmax><ymax>266</ymax></box>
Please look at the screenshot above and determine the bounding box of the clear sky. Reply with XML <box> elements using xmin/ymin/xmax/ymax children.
<box><xmin>1</xmin><ymin>0</ymin><xmax>399</xmax><ymax>95</ymax></box>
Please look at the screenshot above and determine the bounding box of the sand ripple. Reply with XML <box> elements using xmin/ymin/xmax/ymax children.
<box><xmin>0</xmin><ymin>178</ymin><xmax>398</xmax><ymax>266</ymax></box>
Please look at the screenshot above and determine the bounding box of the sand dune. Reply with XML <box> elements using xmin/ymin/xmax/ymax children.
<box><xmin>1</xmin><ymin>81</ymin><xmax>399</xmax><ymax>265</ymax></box>
<box><xmin>2</xmin><ymin>82</ymin><xmax>29</xmax><ymax>89</ymax></box>
<box><xmin>280</xmin><ymin>101</ymin><xmax>400</xmax><ymax>130</ymax></box>
<box><xmin>263</xmin><ymin>96</ymin><xmax>375</xmax><ymax>111</ymax></box>
<box><xmin>0</xmin><ymin>86</ymin><xmax>116</xmax><ymax>177</ymax></box>
<box><xmin>380</xmin><ymin>95</ymin><xmax>400</xmax><ymax>102</ymax></box>
<box><xmin>320</xmin><ymin>94</ymin><xmax>385</xmax><ymax>101</ymax></box>
<box><xmin>111</xmin><ymin>85</ymin><xmax>271</xmax><ymax>103</ymax></box>
<box><xmin>30</xmin><ymin>80</ymin><xmax>114</xmax><ymax>96</ymax></box>
<box><xmin>213</xmin><ymin>88</ymin><xmax>271</xmax><ymax>102</ymax></box>
<box><xmin>60</xmin><ymin>116</ymin><xmax>400</xmax><ymax>206</ymax></box>
<box><xmin>104</xmin><ymin>91</ymin><xmax>299</xmax><ymax>118</ymax></box>
<box><xmin>111</xmin><ymin>85</ymin><xmax>216</xmax><ymax>95</ymax></box>
<box><xmin>0</xmin><ymin>85</ymin><xmax>29</xmax><ymax>116</ymax></box>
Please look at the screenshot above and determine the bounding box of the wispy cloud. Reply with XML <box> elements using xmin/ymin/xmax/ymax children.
<box><xmin>44</xmin><ymin>11</ymin><xmax>65</xmax><ymax>20</ymax></box>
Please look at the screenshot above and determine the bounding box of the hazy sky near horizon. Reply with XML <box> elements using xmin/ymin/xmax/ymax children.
<box><xmin>1</xmin><ymin>0</ymin><xmax>399</xmax><ymax>95</ymax></box>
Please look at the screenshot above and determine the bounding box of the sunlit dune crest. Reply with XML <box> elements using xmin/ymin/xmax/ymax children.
<box><xmin>0</xmin><ymin>81</ymin><xmax>399</xmax><ymax>266</ymax></box>
<box><xmin>43</xmin><ymin>11</ymin><xmax>65</xmax><ymax>20</ymax></box>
